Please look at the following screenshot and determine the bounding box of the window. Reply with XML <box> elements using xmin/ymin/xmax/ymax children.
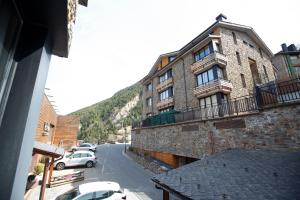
<box><xmin>159</xmin><ymin>69</ymin><xmax>172</xmax><ymax>83</ymax></box>
<box><xmin>259</xmin><ymin>48</ymin><xmax>263</xmax><ymax>58</ymax></box>
<box><xmin>199</xmin><ymin>94</ymin><xmax>218</xmax><ymax>108</ymax></box>
<box><xmin>55</xmin><ymin>187</ymin><xmax>80</xmax><ymax>200</ymax></box>
<box><xmin>77</xmin><ymin>193</ymin><xmax>94</xmax><ymax>200</ymax></box>
<box><xmin>243</xmin><ymin>40</ymin><xmax>248</xmax><ymax>45</ymax></box>
<box><xmin>94</xmin><ymin>191</ymin><xmax>114</xmax><ymax>199</ymax></box>
<box><xmin>241</xmin><ymin>74</ymin><xmax>246</xmax><ymax>88</ymax></box>
<box><xmin>146</xmin><ymin>97</ymin><xmax>152</xmax><ymax>107</ymax></box>
<box><xmin>159</xmin><ymin>87</ymin><xmax>173</xmax><ymax>101</ymax></box>
<box><xmin>169</xmin><ymin>56</ymin><xmax>176</xmax><ymax>62</ymax></box>
<box><xmin>263</xmin><ymin>65</ymin><xmax>269</xmax><ymax>82</ymax></box>
<box><xmin>146</xmin><ymin>83</ymin><xmax>152</xmax><ymax>91</ymax></box>
<box><xmin>159</xmin><ymin>106</ymin><xmax>174</xmax><ymax>113</ymax></box>
<box><xmin>232</xmin><ymin>32</ymin><xmax>237</xmax><ymax>44</ymax></box>
<box><xmin>249</xmin><ymin>44</ymin><xmax>254</xmax><ymax>48</ymax></box>
<box><xmin>73</xmin><ymin>153</ymin><xmax>81</xmax><ymax>158</ymax></box>
<box><xmin>194</xmin><ymin>45</ymin><xmax>211</xmax><ymax>62</ymax></box>
<box><xmin>215</xmin><ymin>43</ymin><xmax>221</xmax><ymax>53</ymax></box>
<box><xmin>236</xmin><ymin>52</ymin><xmax>241</xmax><ymax>65</ymax></box>
<box><xmin>196</xmin><ymin>67</ymin><xmax>224</xmax><ymax>86</ymax></box>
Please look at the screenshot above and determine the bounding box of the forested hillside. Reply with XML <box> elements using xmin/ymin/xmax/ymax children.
<box><xmin>70</xmin><ymin>82</ymin><xmax>143</xmax><ymax>142</ymax></box>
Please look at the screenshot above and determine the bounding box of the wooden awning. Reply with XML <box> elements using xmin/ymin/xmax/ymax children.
<box><xmin>33</xmin><ymin>141</ymin><xmax>64</xmax><ymax>158</ymax></box>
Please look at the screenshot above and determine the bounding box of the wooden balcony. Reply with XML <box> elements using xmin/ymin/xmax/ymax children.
<box><xmin>156</xmin><ymin>78</ymin><xmax>173</xmax><ymax>92</ymax></box>
<box><xmin>194</xmin><ymin>79</ymin><xmax>233</xmax><ymax>98</ymax></box>
<box><xmin>191</xmin><ymin>52</ymin><xmax>227</xmax><ymax>74</ymax></box>
<box><xmin>157</xmin><ymin>97</ymin><xmax>174</xmax><ymax>110</ymax></box>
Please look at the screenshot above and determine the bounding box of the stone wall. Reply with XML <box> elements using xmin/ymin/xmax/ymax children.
<box><xmin>132</xmin><ymin>103</ymin><xmax>300</xmax><ymax>159</ymax></box>
<box><xmin>220</xmin><ymin>28</ymin><xmax>275</xmax><ymax>98</ymax></box>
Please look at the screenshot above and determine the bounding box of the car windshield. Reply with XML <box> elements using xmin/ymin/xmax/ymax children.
<box><xmin>55</xmin><ymin>187</ymin><xmax>80</xmax><ymax>200</ymax></box>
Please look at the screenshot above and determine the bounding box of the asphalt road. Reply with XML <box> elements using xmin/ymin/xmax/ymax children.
<box><xmin>95</xmin><ymin>143</ymin><xmax>162</xmax><ymax>200</ymax></box>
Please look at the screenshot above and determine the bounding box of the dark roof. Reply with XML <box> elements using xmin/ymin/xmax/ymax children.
<box><xmin>152</xmin><ymin>149</ymin><xmax>300</xmax><ymax>200</ymax></box>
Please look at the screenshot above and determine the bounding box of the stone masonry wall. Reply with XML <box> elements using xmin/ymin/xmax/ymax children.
<box><xmin>220</xmin><ymin>28</ymin><xmax>275</xmax><ymax>98</ymax></box>
<box><xmin>132</xmin><ymin>103</ymin><xmax>300</xmax><ymax>159</ymax></box>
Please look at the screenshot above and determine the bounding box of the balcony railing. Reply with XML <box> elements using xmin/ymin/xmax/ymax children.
<box><xmin>191</xmin><ymin>52</ymin><xmax>227</xmax><ymax>74</ymax></box>
<box><xmin>194</xmin><ymin>79</ymin><xmax>233</xmax><ymax>98</ymax></box>
<box><xmin>156</xmin><ymin>78</ymin><xmax>173</xmax><ymax>92</ymax></box>
<box><xmin>157</xmin><ymin>97</ymin><xmax>174</xmax><ymax>110</ymax></box>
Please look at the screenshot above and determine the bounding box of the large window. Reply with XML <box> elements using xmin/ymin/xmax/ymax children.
<box><xmin>0</xmin><ymin>1</ymin><xmax>22</xmax><ymax>126</ymax></box>
<box><xmin>194</xmin><ymin>45</ymin><xmax>212</xmax><ymax>62</ymax></box>
<box><xmin>196</xmin><ymin>66</ymin><xmax>224</xmax><ymax>86</ymax></box>
<box><xmin>199</xmin><ymin>94</ymin><xmax>227</xmax><ymax>108</ymax></box>
<box><xmin>159</xmin><ymin>69</ymin><xmax>172</xmax><ymax>83</ymax></box>
<box><xmin>159</xmin><ymin>87</ymin><xmax>173</xmax><ymax>101</ymax></box>
<box><xmin>146</xmin><ymin>97</ymin><xmax>152</xmax><ymax>107</ymax></box>
<box><xmin>146</xmin><ymin>83</ymin><xmax>152</xmax><ymax>91</ymax></box>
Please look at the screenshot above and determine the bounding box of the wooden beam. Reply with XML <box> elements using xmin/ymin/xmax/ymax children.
<box><xmin>163</xmin><ymin>189</ymin><xmax>169</xmax><ymax>200</ymax></box>
<box><xmin>47</xmin><ymin>157</ymin><xmax>54</xmax><ymax>186</ymax></box>
<box><xmin>39</xmin><ymin>157</ymin><xmax>50</xmax><ymax>200</ymax></box>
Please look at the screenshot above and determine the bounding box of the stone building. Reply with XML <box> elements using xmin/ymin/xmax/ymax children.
<box><xmin>141</xmin><ymin>14</ymin><xmax>275</xmax><ymax>118</ymax></box>
<box><xmin>272</xmin><ymin>43</ymin><xmax>300</xmax><ymax>80</ymax></box>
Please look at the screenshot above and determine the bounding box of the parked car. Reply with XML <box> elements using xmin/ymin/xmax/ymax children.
<box><xmin>54</xmin><ymin>181</ymin><xmax>126</xmax><ymax>200</ymax></box>
<box><xmin>72</xmin><ymin>143</ymin><xmax>96</xmax><ymax>152</ymax></box>
<box><xmin>54</xmin><ymin>151</ymin><xmax>96</xmax><ymax>170</ymax></box>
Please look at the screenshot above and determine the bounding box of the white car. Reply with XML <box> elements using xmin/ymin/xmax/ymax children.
<box><xmin>54</xmin><ymin>181</ymin><xmax>126</xmax><ymax>200</ymax></box>
<box><xmin>72</xmin><ymin>143</ymin><xmax>97</xmax><ymax>152</ymax></box>
<box><xmin>54</xmin><ymin>151</ymin><xmax>97</xmax><ymax>170</ymax></box>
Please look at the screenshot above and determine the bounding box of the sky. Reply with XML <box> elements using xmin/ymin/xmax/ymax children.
<box><xmin>45</xmin><ymin>0</ymin><xmax>300</xmax><ymax>115</ymax></box>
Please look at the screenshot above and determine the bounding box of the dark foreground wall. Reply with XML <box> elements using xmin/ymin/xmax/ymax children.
<box><xmin>132</xmin><ymin>103</ymin><xmax>300</xmax><ymax>159</ymax></box>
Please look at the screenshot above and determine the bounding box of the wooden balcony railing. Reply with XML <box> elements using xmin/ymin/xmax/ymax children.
<box><xmin>156</xmin><ymin>78</ymin><xmax>173</xmax><ymax>92</ymax></box>
<box><xmin>194</xmin><ymin>79</ymin><xmax>233</xmax><ymax>98</ymax></box>
<box><xmin>157</xmin><ymin>97</ymin><xmax>174</xmax><ymax>110</ymax></box>
<box><xmin>191</xmin><ymin>52</ymin><xmax>227</xmax><ymax>74</ymax></box>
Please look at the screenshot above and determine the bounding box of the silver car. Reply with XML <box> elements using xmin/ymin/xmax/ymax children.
<box><xmin>54</xmin><ymin>151</ymin><xmax>97</xmax><ymax>170</ymax></box>
<box><xmin>72</xmin><ymin>143</ymin><xmax>96</xmax><ymax>152</ymax></box>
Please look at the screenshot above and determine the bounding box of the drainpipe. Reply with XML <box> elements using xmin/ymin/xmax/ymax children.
<box><xmin>180</xmin><ymin>58</ymin><xmax>188</xmax><ymax>109</ymax></box>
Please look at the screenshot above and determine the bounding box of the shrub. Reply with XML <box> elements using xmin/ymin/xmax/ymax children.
<box><xmin>128</xmin><ymin>146</ymin><xmax>134</xmax><ymax>152</ymax></box>
<box><xmin>34</xmin><ymin>163</ymin><xmax>44</xmax><ymax>175</ymax></box>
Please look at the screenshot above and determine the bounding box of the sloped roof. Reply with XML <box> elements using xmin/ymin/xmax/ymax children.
<box><xmin>142</xmin><ymin>19</ymin><xmax>274</xmax><ymax>83</ymax></box>
<box><xmin>33</xmin><ymin>141</ymin><xmax>64</xmax><ymax>158</ymax></box>
<box><xmin>152</xmin><ymin>149</ymin><xmax>300</xmax><ymax>200</ymax></box>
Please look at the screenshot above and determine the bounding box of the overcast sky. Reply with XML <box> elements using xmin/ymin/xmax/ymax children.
<box><xmin>45</xmin><ymin>0</ymin><xmax>300</xmax><ymax>115</ymax></box>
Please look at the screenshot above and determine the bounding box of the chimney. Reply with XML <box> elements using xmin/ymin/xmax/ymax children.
<box><xmin>287</xmin><ymin>44</ymin><xmax>297</xmax><ymax>52</ymax></box>
<box><xmin>216</xmin><ymin>13</ymin><xmax>227</xmax><ymax>22</ymax></box>
<box><xmin>281</xmin><ymin>43</ymin><xmax>288</xmax><ymax>52</ymax></box>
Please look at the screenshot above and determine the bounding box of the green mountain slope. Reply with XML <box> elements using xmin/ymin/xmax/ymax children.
<box><xmin>70</xmin><ymin>82</ymin><xmax>143</xmax><ymax>142</ymax></box>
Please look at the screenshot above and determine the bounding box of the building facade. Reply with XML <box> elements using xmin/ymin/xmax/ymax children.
<box><xmin>272</xmin><ymin>43</ymin><xmax>300</xmax><ymax>80</ymax></box>
<box><xmin>142</xmin><ymin>15</ymin><xmax>275</xmax><ymax>119</ymax></box>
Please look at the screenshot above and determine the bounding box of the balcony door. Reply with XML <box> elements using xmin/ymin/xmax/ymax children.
<box><xmin>0</xmin><ymin>0</ymin><xmax>23</xmax><ymax>126</ymax></box>
<box><xmin>248</xmin><ymin>58</ymin><xmax>261</xmax><ymax>85</ymax></box>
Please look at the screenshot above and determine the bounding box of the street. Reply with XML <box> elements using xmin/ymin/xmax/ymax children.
<box><xmin>31</xmin><ymin>143</ymin><xmax>161</xmax><ymax>200</ymax></box>
<box><xmin>94</xmin><ymin>143</ymin><xmax>161</xmax><ymax>200</ymax></box>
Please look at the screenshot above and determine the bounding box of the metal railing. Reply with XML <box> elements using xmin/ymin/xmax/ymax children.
<box><xmin>257</xmin><ymin>78</ymin><xmax>300</xmax><ymax>106</ymax></box>
<box><xmin>132</xmin><ymin>78</ymin><xmax>300</xmax><ymax>129</ymax></box>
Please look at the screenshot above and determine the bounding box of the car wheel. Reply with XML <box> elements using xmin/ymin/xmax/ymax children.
<box><xmin>86</xmin><ymin>161</ymin><xmax>93</xmax><ymax>168</ymax></box>
<box><xmin>56</xmin><ymin>162</ymin><xmax>65</xmax><ymax>170</ymax></box>
<box><xmin>72</xmin><ymin>149</ymin><xmax>76</xmax><ymax>153</ymax></box>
